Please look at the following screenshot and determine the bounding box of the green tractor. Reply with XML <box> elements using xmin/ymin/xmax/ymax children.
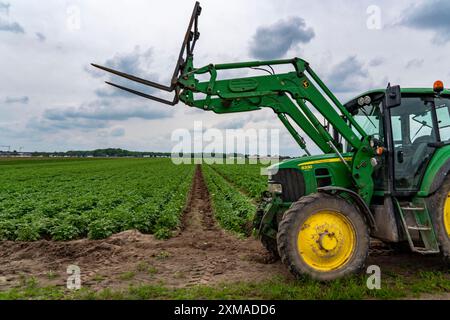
<box><xmin>93</xmin><ymin>2</ymin><xmax>450</xmax><ymax>280</ymax></box>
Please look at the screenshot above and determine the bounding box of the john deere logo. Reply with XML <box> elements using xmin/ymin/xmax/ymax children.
<box><xmin>303</xmin><ymin>80</ymin><xmax>310</xmax><ymax>88</ymax></box>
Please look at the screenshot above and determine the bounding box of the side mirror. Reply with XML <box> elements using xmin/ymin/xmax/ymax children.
<box><xmin>385</xmin><ymin>84</ymin><xmax>401</xmax><ymax>108</ymax></box>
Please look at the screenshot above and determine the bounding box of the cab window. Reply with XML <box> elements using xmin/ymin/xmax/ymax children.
<box><xmin>347</xmin><ymin>98</ymin><xmax>385</xmax><ymax>189</ymax></box>
<box><xmin>435</xmin><ymin>97</ymin><xmax>450</xmax><ymax>142</ymax></box>
<box><xmin>353</xmin><ymin>102</ymin><xmax>382</xmax><ymax>138</ymax></box>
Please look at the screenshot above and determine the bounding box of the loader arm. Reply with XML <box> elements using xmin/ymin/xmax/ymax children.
<box><xmin>91</xmin><ymin>2</ymin><xmax>376</xmax><ymax>203</ymax></box>
<box><xmin>177</xmin><ymin>57</ymin><xmax>376</xmax><ymax>202</ymax></box>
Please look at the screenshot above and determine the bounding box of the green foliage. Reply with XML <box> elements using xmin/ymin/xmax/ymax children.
<box><xmin>154</xmin><ymin>227</ymin><xmax>172</xmax><ymax>240</ymax></box>
<box><xmin>119</xmin><ymin>271</ymin><xmax>135</xmax><ymax>281</ymax></box>
<box><xmin>50</xmin><ymin>223</ymin><xmax>80</xmax><ymax>241</ymax></box>
<box><xmin>1</xmin><ymin>272</ymin><xmax>449</xmax><ymax>300</ymax></box>
<box><xmin>208</xmin><ymin>162</ymin><xmax>268</xmax><ymax>199</ymax></box>
<box><xmin>0</xmin><ymin>220</ymin><xmax>16</xmax><ymax>240</ymax></box>
<box><xmin>0</xmin><ymin>158</ymin><xmax>194</xmax><ymax>241</ymax></box>
<box><xmin>203</xmin><ymin>165</ymin><xmax>257</xmax><ymax>235</ymax></box>
<box><xmin>87</xmin><ymin>219</ymin><xmax>116</xmax><ymax>240</ymax></box>
<box><xmin>15</xmin><ymin>223</ymin><xmax>40</xmax><ymax>241</ymax></box>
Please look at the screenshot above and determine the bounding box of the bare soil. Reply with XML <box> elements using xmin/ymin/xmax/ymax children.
<box><xmin>0</xmin><ymin>165</ymin><xmax>447</xmax><ymax>296</ymax></box>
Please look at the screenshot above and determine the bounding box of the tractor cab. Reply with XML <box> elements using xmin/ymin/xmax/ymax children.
<box><xmin>344</xmin><ymin>85</ymin><xmax>450</xmax><ymax>194</ymax></box>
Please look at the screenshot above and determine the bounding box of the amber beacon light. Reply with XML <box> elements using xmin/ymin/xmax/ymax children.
<box><xmin>434</xmin><ymin>80</ymin><xmax>444</xmax><ymax>93</ymax></box>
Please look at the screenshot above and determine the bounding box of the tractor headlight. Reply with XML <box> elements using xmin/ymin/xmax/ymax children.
<box><xmin>268</xmin><ymin>183</ymin><xmax>282</xmax><ymax>194</ymax></box>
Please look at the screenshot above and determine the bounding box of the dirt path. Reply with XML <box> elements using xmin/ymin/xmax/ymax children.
<box><xmin>0</xmin><ymin>165</ymin><xmax>447</xmax><ymax>296</ymax></box>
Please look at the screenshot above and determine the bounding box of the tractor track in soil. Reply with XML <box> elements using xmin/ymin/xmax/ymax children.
<box><xmin>0</xmin><ymin>165</ymin><xmax>447</xmax><ymax>295</ymax></box>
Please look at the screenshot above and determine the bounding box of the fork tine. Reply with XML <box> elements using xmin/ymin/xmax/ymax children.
<box><xmin>91</xmin><ymin>64</ymin><xmax>174</xmax><ymax>92</ymax></box>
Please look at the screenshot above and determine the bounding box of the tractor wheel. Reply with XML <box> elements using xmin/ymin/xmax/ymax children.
<box><xmin>429</xmin><ymin>175</ymin><xmax>450</xmax><ymax>264</ymax></box>
<box><xmin>277</xmin><ymin>193</ymin><xmax>370</xmax><ymax>281</ymax></box>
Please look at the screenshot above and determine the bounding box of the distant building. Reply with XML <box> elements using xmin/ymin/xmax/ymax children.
<box><xmin>0</xmin><ymin>151</ymin><xmax>32</xmax><ymax>157</ymax></box>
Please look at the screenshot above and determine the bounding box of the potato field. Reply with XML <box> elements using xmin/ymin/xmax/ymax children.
<box><xmin>0</xmin><ymin>158</ymin><xmax>194</xmax><ymax>241</ymax></box>
<box><xmin>0</xmin><ymin>158</ymin><xmax>267</xmax><ymax>241</ymax></box>
<box><xmin>0</xmin><ymin>157</ymin><xmax>448</xmax><ymax>300</ymax></box>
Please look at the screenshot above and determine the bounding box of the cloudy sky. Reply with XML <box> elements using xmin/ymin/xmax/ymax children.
<box><xmin>0</xmin><ymin>0</ymin><xmax>449</xmax><ymax>156</ymax></box>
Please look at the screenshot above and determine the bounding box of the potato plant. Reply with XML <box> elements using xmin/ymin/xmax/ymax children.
<box><xmin>207</xmin><ymin>162</ymin><xmax>269</xmax><ymax>200</ymax></box>
<box><xmin>202</xmin><ymin>165</ymin><xmax>256</xmax><ymax>235</ymax></box>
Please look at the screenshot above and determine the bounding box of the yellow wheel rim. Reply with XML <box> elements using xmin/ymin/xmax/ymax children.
<box><xmin>444</xmin><ymin>192</ymin><xmax>450</xmax><ymax>238</ymax></box>
<box><xmin>297</xmin><ymin>210</ymin><xmax>356</xmax><ymax>272</ymax></box>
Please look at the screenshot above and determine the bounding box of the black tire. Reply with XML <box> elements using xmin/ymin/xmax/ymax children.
<box><xmin>277</xmin><ymin>193</ymin><xmax>370</xmax><ymax>281</ymax></box>
<box><xmin>428</xmin><ymin>175</ymin><xmax>450</xmax><ymax>264</ymax></box>
<box><xmin>261</xmin><ymin>234</ymin><xmax>280</xmax><ymax>259</ymax></box>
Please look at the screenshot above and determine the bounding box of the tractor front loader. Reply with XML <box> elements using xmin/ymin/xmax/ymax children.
<box><xmin>93</xmin><ymin>2</ymin><xmax>450</xmax><ymax>280</ymax></box>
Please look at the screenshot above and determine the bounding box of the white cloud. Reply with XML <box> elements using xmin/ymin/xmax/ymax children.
<box><xmin>4</xmin><ymin>96</ymin><xmax>28</xmax><ymax>104</ymax></box>
<box><xmin>249</xmin><ymin>17</ymin><xmax>315</xmax><ymax>59</ymax></box>
<box><xmin>0</xmin><ymin>0</ymin><xmax>448</xmax><ymax>156</ymax></box>
<box><xmin>400</xmin><ymin>0</ymin><xmax>450</xmax><ymax>44</ymax></box>
<box><xmin>0</xmin><ymin>1</ymin><xmax>24</xmax><ymax>34</ymax></box>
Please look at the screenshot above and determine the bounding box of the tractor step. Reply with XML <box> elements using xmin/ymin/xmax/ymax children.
<box><xmin>407</xmin><ymin>225</ymin><xmax>432</xmax><ymax>231</ymax></box>
<box><xmin>401</xmin><ymin>206</ymin><xmax>424</xmax><ymax>211</ymax></box>
<box><xmin>414</xmin><ymin>248</ymin><xmax>440</xmax><ymax>254</ymax></box>
<box><xmin>395</xmin><ymin>199</ymin><xmax>440</xmax><ymax>254</ymax></box>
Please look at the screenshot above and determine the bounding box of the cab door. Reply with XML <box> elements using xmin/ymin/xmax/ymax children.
<box><xmin>389</xmin><ymin>96</ymin><xmax>438</xmax><ymax>191</ymax></box>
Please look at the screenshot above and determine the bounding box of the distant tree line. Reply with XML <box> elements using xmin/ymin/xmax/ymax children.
<box><xmin>30</xmin><ymin>148</ymin><xmax>171</xmax><ymax>158</ymax></box>
<box><xmin>26</xmin><ymin>148</ymin><xmax>292</xmax><ymax>159</ymax></box>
